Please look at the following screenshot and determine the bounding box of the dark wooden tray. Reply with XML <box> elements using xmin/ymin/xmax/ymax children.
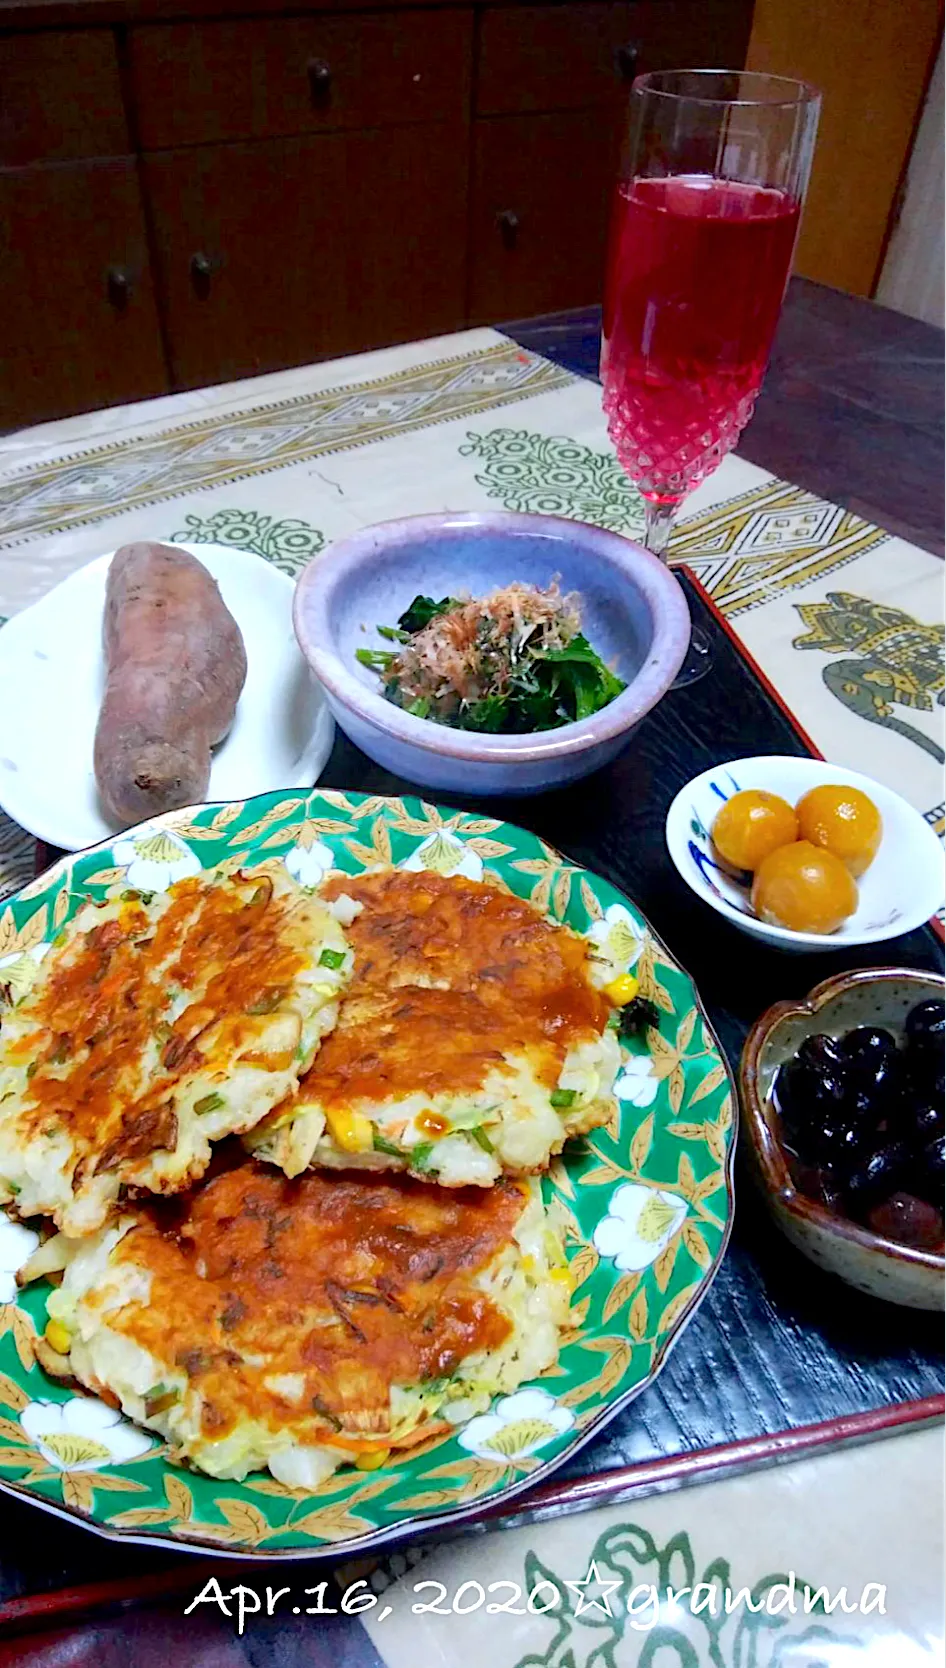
<box><xmin>5</xmin><ymin>571</ymin><xmax>942</xmax><ymax>1628</ymax></box>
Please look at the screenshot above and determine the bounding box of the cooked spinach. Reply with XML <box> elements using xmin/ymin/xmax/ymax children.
<box><xmin>358</xmin><ymin>588</ymin><xmax>625</xmax><ymax>734</ymax></box>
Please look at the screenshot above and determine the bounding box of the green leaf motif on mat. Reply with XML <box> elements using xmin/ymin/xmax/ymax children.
<box><xmin>170</xmin><ymin>508</ymin><xmax>326</xmax><ymax>576</ymax></box>
<box><xmin>459</xmin><ymin>429</ymin><xmax>645</xmax><ymax>534</ymax></box>
<box><xmin>514</xmin><ymin>1524</ymin><xmax>858</xmax><ymax>1668</ymax></box>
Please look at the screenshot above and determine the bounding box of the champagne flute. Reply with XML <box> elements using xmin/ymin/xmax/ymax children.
<box><xmin>601</xmin><ymin>69</ymin><xmax>820</xmax><ymax>682</ymax></box>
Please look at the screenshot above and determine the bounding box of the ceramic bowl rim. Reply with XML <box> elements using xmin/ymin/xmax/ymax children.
<box><xmin>292</xmin><ymin>510</ymin><xmax>691</xmax><ymax>763</ymax></box>
<box><xmin>740</xmin><ymin>965</ymin><xmax>945</xmax><ymax>1276</ymax></box>
<box><xmin>665</xmin><ymin>754</ymin><xmax>946</xmax><ymax>948</ymax></box>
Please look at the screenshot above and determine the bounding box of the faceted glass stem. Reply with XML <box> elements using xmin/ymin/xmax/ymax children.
<box><xmin>642</xmin><ymin>497</ymin><xmax>679</xmax><ymax>562</ymax></box>
<box><xmin>640</xmin><ymin>493</ymin><xmax>712</xmax><ymax>686</ymax></box>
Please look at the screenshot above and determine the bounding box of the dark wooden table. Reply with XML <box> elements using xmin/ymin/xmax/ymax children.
<box><xmin>0</xmin><ymin>280</ymin><xmax>942</xmax><ymax>1664</ymax></box>
<box><xmin>509</xmin><ymin>277</ymin><xmax>945</xmax><ymax>558</ymax></box>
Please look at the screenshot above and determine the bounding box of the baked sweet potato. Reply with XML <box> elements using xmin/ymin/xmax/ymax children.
<box><xmin>94</xmin><ymin>542</ymin><xmax>248</xmax><ymax>827</ymax></box>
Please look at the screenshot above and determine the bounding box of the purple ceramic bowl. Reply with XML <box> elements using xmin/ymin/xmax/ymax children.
<box><xmin>293</xmin><ymin>511</ymin><xmax>691</xmax><ymax>795</ymax></box>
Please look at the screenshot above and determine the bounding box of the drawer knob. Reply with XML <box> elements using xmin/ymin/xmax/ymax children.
<box><xmin>106</xmin><ymin>266</ymin><xmax>132</xmax><ymax>310</ymax></box>
<box><xmin>496</xmin><ymin>209</ymin><xmax>520</xmax><ymax>248</ymax></box>
<box><xmin>307</xmin><ymin>58</ymin><xmax>333</xmax><ymax>102</ymax></box>
<box><xmin>190</xmin><ymin>252</ymin><xmax>216</xmax><ymax>294</ymax></box>
<box><xmin>616</xmin><ymin>41</ymin><xmax>641</xmax><ymax>80</ymax></box>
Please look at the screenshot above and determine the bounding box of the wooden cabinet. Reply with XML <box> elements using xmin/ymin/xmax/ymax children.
<box><xmin>0</xmin><ymin>0</ymin><xmax>757</xmax><ymax>428</ymax></box>
<box><xmin>0</xmin><ymin>160</ymin><xmax>168</xmax><ymax>430</ymax></box>
<box><xmin>0</xmin><ymin>28</ymin><xmax>167</xmax><ymax>431</ymax></box>
<box><xmin>470</xmin><ymin>0</ymin><xmax>755</xmax><ymax>321</ymax></box>
<box><xmin>129</xmin><ymin>12</ymin><xmax>472</xmax><ymax>148</ymax></box>
<box><xmin>470</xmin><ymin>112</ymin><xmax>620</xmax><ymax>323</ymax></box>
<box><xmin>144</xmin><ymin>126</ymin><xmax>468</xmax><ymax>389</ymax></box>
<box><xmin>0</xmin><ymin>30</ymin><xmax>127</xmax><ymax>165</ymax></box>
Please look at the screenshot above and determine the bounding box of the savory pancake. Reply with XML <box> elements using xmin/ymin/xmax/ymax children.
<box><xmin>27</xmin><ymin>1158</ymin><xmax>569</xmax><ymax>1484</ymax></box>
<box><xmin>0</xmin><ymin>869</ymin><xmax>351</xmax><ymax>1235</ymax></box>
<box><xmin>249</xmin><ymin>868</ymin><xmax>622</xmax><ymax>1186</ymax></box>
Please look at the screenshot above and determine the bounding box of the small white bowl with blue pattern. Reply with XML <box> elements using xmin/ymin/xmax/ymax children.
<box><xmin>665</xmin><ymin>755</ymin><xmax>944</xmax><ymax>952</ymax></box>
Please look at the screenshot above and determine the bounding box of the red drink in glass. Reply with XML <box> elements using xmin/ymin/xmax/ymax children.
<box><xmin>602</xmin><ymin>174</ymin><xmax>800</xmax><ymax>506</ymax></box>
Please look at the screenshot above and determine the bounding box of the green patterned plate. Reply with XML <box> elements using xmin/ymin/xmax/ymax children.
<box><xmin>0</xmin><ymin>790</ymin><xmax>736</xmax><ymax>1557</ymax></box>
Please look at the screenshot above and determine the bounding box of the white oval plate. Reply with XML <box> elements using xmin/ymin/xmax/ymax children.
<box><xmin>0</xmin><ymin>543</ymin><xmax>334</xmax><ymax>851</ymax></box>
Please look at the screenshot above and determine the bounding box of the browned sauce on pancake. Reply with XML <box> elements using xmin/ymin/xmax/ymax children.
<box><xmin>15</xmin><ymin>876</ymin><xmax>308</xmax><ymax>1157</ymax></box>
<box><xmin>104</xmin><ymin>1162</ymin><xmax>523</xmax><ymax>1442</ymax></box>
<box><xmin>307</xmin><ymin>869</ymin><xmax>611</xmax><ymax>1107</ymax></box>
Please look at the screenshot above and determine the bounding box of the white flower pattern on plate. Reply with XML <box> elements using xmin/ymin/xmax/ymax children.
<box><xmin>614</xmin><ymin>1056</ymin><xmax>658</xmax><ymax>1108</ymax></box>
<box><xmin>593</xmin><ymin>1182</ymin><xmax>688</xmax><ymax>1272</ymax></box>
<box><xmin>113</xmin><ymin>831</ymin><xmax>201</xmax><ymax>894</ymax></box>
<box><xmin>457</xmin><ymin>1388</ymin><xmax>574</xmax><ymax>1462</ymax></box>
<box><xmin>587</xmin><ymin>904</ymin><xmax>643</xmax><ymax>970</ymax></box>
<box><xmin>401</xmin><ymin>830</ymin><xmax>483</xmax><ymax>882</ymax></box>
<box><xmin>0</xmin><ymin>1213</ymin><xmax>38</xmax><ymax>1304</ymax></box>
<box><xmin>284</xmin><ymin>836</ymin><xmax>334</xmax><ymax>889</ymax></box>
<box><xmin>20</xmin><ymin>1397</ymin><xmax>153</xmax><ymax>1471</ymax></box>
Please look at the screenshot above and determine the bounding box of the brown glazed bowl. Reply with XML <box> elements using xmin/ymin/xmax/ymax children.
<box><xmin>740</xmin><ymin>966</ymin><xmax>945</xmax><ymax>1311</ymax></box>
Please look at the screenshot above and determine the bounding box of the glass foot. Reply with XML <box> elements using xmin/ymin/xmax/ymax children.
<box><xmin>672</xmin><ymin>625</ymin><xmax>712</xmax><ymax>687</ymax></box>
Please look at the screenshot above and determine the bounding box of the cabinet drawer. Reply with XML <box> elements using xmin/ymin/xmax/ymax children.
<box><xmin>476</xmin><ymin>0</ymin><xmax>755</xmax><ymax>117</ymax></box>
<box><xmin>0</xmin><ymin>160</ymin><xmax>167</xmax><ymax>428</ymax></box>
<box><xmin>0</xmin><ymin>31</ymin><xmax>128</xmax><ymax>164</ymax></box>
<box><xmin>469</xmin><ymin>112</ymin><xmax>619</xmax><ymax>323</ymax></box>
<box><xmin>144</xmin><ymin>128</ymin><xmax>468</xmax><ymax>389</ymax></box>
<box><xmin>131</xmin><ymin>12</ymin><xmax>472</xmax><ymax>150</ymax></box>
<box><xmin>476</xmin><ymin>5</ymin><xmax>638</xmax><ymax>116</ymax></box>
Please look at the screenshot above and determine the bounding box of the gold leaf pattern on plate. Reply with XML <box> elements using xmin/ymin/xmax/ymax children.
<box><xmin>0</xmin><ymin>905</ymin><xmax>47</xmax><ymax>957</ymax></box>
<box><xmin>601</xmin><ymin>1270</ymin><xmax>640</xmax><ymax>1324</ymax></box>
<box><xmin>567</xmin><ymin>1243</ymin><xmax>599</xmax><ymax>1288</ymax></box>
<box><xmin>88</xmin><ymin>1473</ymin><xmax>148</xmax><ymax>1494</ymax></box>
<box><xmin>683</xmin><ymin>1221</ymin><xmax>712</xmax><ymax>1269</ymax></box>
<box><xmin>0</xmin><ymin>1444</ymin><xmax>32</xmax><ymax>1465</ymax></box>
<box><xmin>630</xmin><ymin>1112</ymin><xmax>654</xmax><ymax>1172</ymax></box>
<box><xmin>580</xmin><ymin>877</ymin><xmax>603</xmax><ymax>921</ymax></box>
<box><xmin>11</xmin><ymin>1307</ymin><xmax>35</xmax><ymax>1372</ymax></box>
<box><xmin>164</xmin><ymin>1473</ymin><xmax>194</xmax><ymax>1522</ymax></box>
<box><xmin>658</xmin><ymin>1283</ymin><xmax>701</xmax><ymax>1333</ymax></box>
<box><xmin>676</xmin><ymin>1008</ymin><xmax>698</xmax><ymax>1054</ymax></box>
<box><xmin>235</xmin><ymin>799</ymin><xmax>306</xmax><ymax>844</ymax></box>
<box><xmin>259</xmin><ymin>820</ymin><xmax>304</xmax><ymax>850</ymax></box>
<box><xmin>690</xmin><ymin>1061</ymin><xmax>728</xmax><ymax>1105</ymax></box>
<box><xmin>653</xmin><ymin>1236</ymin><xmax>680</xmax><ymax>1294</ymax></box>
<box><xmin>552</xmin><ymin>868</ymin><xmax>574</xmax><ymax>920</ymax></box>
<box><xmin>62</xmin><ymin>1472</ymin><xmax>95</xmax><ymax>1513</ymax></box>
<box><xmin>0</xmin><ymin>1372</ymin><xmax>29</xmax><ymax>1413</ymax></box>
<box><xmin>109</xmin><ymin>1506</ymin><xmax>178</xmax><ymax>1529</ymax></box>
<box><xmin>676</xmin><ymin>1152</ymin><xmax>698</xmax><ymax>1199</ymax></box>
<box><xmin>216</xmin><ymin>1498</ymin><xmax>270</xmax><ymax>1544</ymax></box>
<box><xmin>628</xmin><ymin>1287</ymin><xmax>649</xmax><ymax>1343</ymax></box>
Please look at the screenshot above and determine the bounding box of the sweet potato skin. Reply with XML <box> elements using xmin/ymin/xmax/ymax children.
<box><xmin>94</xmin><ymin>542</ymin><xmax>248</xmax><ymax>827</ymax></box>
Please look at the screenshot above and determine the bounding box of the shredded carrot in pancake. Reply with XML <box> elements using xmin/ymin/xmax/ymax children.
<box><xmin>104</xmin><ymin>1162</ymin><xmax>523</xmax><ymax>1443</ymax></box>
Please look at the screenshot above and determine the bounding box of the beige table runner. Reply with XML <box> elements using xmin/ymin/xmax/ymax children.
<box><xmin>0</xmin><ymin>326</ymin><xmax>942</xmax><ymax>897</ymax></box>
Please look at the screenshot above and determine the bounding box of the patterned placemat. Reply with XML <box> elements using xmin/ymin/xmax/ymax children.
<box><xmin>0</xmin><ymin>326</ymin><xmax>942</xmax><ymax>903</ymax></box>
<box><xmin>354</xmin><ymin>1423</ymin><xmax>944</xmax><ymax>1668</ymax></box>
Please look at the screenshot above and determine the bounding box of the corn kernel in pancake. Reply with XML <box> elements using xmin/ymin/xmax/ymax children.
<box><xmin>28</xmin><ymin>1159</ymin><xmax>568</xmax><ymax>1485</ymax></box>
<box><xmin>0</xmin><ymin>868</ymin><xmax>351</xmax><ymax>1234</ymax></box>
<box><xmin>250</xmin><ymin>869</ymin><xmax>620</xmax><ymax>1185</ymax></box>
